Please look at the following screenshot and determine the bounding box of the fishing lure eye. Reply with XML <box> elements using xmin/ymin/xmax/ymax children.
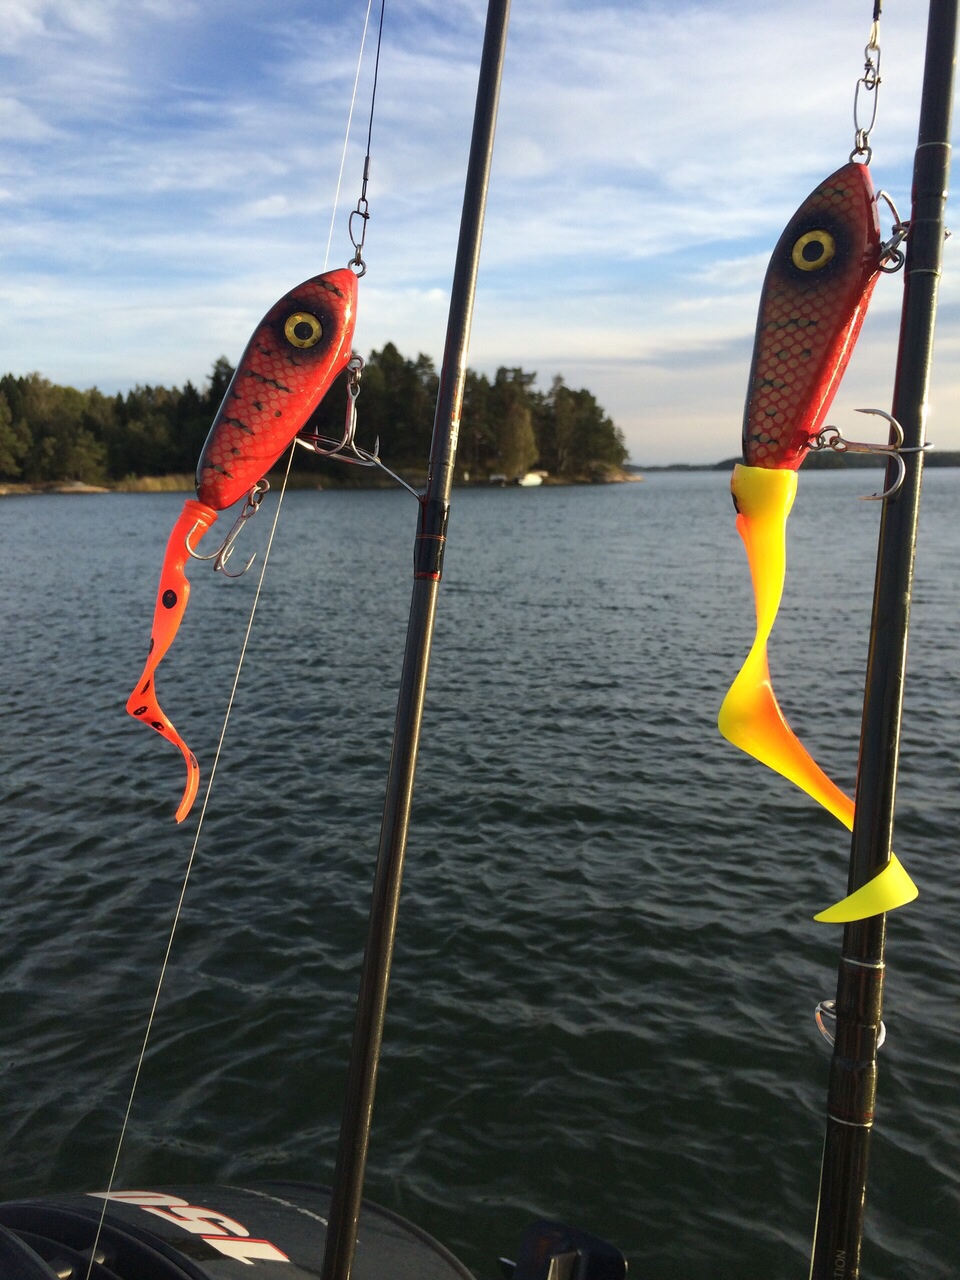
<box><xmin>283</xmin><ymin>312</ymin><xmax>324</xmax><ymax>348</ymax></box>
<box><xmin>791</xmin><ymin>229</ymin><xmax>836</xmax><ymax>272</ymax></box>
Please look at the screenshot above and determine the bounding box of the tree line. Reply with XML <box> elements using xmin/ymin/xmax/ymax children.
<box><xmin>0</xmin><ymin>343</ymin><xmax>627</xmax><ymax>487</ymax></box>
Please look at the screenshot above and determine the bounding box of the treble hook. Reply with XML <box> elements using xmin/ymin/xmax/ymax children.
<box><xmin>809</xmin><ymin>409</ymin><xmax>932</xmax><ymax>501</ymax></box>
<box><xmin>187</xmin><ymin>479</ymin><xmax>269</xmax><ymax>576</ymax></box>
<box><xmin>296</xmin><ymin>356</ymin><xmax>366</xmax><ymax>461</ymax></box>
<box><xmin>296</xmin><ymin>356</ymin><xmax>421</xmax><ymax>498</ymax></box>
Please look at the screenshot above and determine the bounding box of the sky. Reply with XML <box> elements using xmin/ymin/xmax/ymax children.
<box><xmin>1</xmin><ymin>0</ymin><xmax>957</xmax><ymax>466</ymax></box>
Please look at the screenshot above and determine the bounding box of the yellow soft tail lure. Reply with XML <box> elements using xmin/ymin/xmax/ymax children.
<box><xmin>718</xmin><ymin>162</ymin><xmax>917</xmax><ymax>922</ymax></box>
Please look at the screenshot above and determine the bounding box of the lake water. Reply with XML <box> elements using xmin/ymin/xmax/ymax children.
<box><xmin>1</xmin><ymin>471</ymin><xmax>958</xmax><ymax>1278</ymax></box>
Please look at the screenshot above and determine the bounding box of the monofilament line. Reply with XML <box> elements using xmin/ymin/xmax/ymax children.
<box><xmin>84</xmin><ymin>453</ymin><xmax>297</xmax><ymax>1280</ymax></box>
<box><xmin>323</xmin><ymin>0</ymin><xmax>377</xmax><ymax>271</ymax></box>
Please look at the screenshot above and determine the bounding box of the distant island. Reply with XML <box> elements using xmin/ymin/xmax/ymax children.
<box><xmin>0</xmin><ymin>346</ymin><xmax>629</xmax><ymax>492</ymax></box>
<box><xmin>630</xmin><ymin>451</ymin><xmax>960</xmax><ymax>472</ymax></box>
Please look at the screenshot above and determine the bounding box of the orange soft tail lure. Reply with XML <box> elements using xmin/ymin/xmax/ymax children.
<box><xmin>718</xmin><ymin>162</ymin><xmax>917</xmax><ymax>922</ymax></box>
<box><xmin>128</xmin><ymin>267</ymin><xmax>358</xmax><ymax>820</ymax></box>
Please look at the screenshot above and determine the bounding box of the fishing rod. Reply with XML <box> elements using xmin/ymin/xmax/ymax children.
<box><xmin>318</xmin><ymin>3</ymin><xmax>511</xmax><ymax>1278</ymax></box>
<box><xmin>809</xmin><ymin>1</ymin><xmax>958</xmax><ymax>1275</ymax></box>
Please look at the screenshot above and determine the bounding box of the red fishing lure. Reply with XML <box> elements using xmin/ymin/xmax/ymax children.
<box><xmin>128</xmin><ymin>267</ymin><xmax>358</xmax><ymax>821</ymax></box>
<box><xmin>742</xmin><ymin>161</ymin><xmax>882</xmax><ymax>470</ymax></box>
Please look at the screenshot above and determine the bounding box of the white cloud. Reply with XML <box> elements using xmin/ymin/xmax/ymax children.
<box><xmin>0</xmin><ymin>95</ymin><xmax>62</xmax><ymax>142</ymax></box>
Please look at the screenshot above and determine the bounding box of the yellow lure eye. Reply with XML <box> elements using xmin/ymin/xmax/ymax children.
<box><xmin>283</xmin><ymin>312</ymin><xmax>323</xmax><ymax>348</ymax></box>
<box><xmin>791</xmin><ymin>229</ymin><xmax>836</xmax><ymax>272</ymax></box>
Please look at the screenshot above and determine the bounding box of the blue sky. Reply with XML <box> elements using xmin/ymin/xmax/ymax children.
<box><xmin>1</xmin><ymin>0</ymin><xmax>957</xmax><ymax>465</ymax></box>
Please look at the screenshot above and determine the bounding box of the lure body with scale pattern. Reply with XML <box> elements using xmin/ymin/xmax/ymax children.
<box><xmin>742</xmin><ymin>161</ymin><xmax>881</xmax><ymax>470</ymax></box>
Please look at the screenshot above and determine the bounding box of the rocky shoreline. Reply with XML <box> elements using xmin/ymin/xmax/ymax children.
<box><xmin>1</xmin><ymin>467</ymin><xmax>646</xmax><ymax>496</ymax></box>
<box><xmin>0</xmin><ymin>480</ymin><xmax>112</xmax><ymax>496</ymax></box>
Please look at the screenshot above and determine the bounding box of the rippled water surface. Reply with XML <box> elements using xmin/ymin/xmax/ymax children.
<box><xmin>1</xmin><ymin>471</ymin><xmax>959</xmax><ymax>1278</ymax></box>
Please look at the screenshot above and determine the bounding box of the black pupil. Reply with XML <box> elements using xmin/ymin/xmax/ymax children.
<box><xmin>802</xmin><ymin>239</ymin><xmax>824</xmax><ymax>263</ymax></box>
<box><xmin>294</xmin><ymin>321</ymin><xmax>315</xmax><ymax>340</ymax></box>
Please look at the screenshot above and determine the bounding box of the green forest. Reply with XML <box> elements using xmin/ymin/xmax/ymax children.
<box><xmin>0</xmin><ymin>343</ymin><xmax>628</xmax><ymax>489</ymax></box>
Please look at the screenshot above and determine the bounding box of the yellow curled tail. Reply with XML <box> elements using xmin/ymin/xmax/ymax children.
<box><xmin>719</xmin><ymin>464</ymin><xmax>917</xmax><ymax>920</ymax></box>
<box><xmin>813</xmin><ymin>854</ymin><xmax>918</xmax><ymax>922</ymax></box>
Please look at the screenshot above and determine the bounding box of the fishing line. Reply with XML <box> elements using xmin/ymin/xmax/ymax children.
<box><xmin>347</xmin><ymin>0</ymin><xmax>387</xmax><ymax>275</ymax></box>
<box><xmin>323</xmin><ymin>0</ymin><xmax>377</xmax><ymax>270</ymax></box>
<box><xmin>324</xmin><ymin>0</ymin><xmax>386</xmax><ymax>273</ymax></box>
<box><xmin>83</xmin><ymin>452</ymin><xmax>298</xmax><ymax>1280</ymax></box>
